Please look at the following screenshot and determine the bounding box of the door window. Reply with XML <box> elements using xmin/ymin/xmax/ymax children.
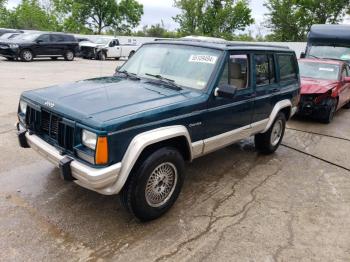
<box><xmin>255</xmin><ymin>54</ymin><xmax>275</xmax><ymax>86</ymax></box>
<box><xmin>278</xmin><ymin>54</ymin><xmax>298</xmax><ymax>81</ymax></box>
<box><xmin>51</xmin><ymin>34</ymin><xmax>65</xmax><ymax>42</ymax></box>
<box><xmin>36</xmin><ymin>34</ymin><xmax>50</xmax><ymax>42</ymax></box>
<box><xmin>218</xmin><ymin>54</ymin><xmax>249</xmax><ymax>90</ymax></box>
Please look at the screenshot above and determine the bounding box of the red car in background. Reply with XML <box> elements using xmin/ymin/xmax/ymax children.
<box><xmin>298</xmin><ymin>58</ymin><xmax>350</xmax><ymax>123</ymax></box>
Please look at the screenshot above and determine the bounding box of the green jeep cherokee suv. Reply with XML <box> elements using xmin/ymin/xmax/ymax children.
<box><xmin>17</xmin><ymin>37</ymin><xmax>300</xmax><ymax>221</ymax></box>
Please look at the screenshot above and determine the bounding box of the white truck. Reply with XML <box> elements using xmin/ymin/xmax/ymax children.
<box><xmin>79</xmin><ymin>37</ymin><xmax>139</xmax><ymax>60</ymax></box>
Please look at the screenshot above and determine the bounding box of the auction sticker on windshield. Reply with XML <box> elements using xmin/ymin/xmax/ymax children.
<box><xmin>189</xmin><ymin>55</ymin><xmax>218</xmax><ymax>64</ymax></box>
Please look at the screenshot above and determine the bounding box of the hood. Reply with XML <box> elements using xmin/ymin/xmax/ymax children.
<box><xmin>79</xmin><ymin>42</ymin><xmax>105</xmax><ymax>48</ymax></box>
<box><xmin>22</xmin><ymin>77</ymin><xmax>201</xmax><ymax>128</ymax></box>
<box><xmin>300</xmin><ymin>77</ymin><xmax>339</xmax><ymax>94</ymax></box>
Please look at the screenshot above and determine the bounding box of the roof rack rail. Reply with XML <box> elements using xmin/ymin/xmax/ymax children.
<box><xmin>226</xmin><ymin>42</ymin><xmax>290</xmax><ymax>49</ymax></box>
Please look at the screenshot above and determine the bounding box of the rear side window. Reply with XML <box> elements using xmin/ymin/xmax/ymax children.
<box><xmin>255</xmin><ymin>54</ymin><xmax>275</xmax><ymax>86</ymax></box>
<box><xmin>51</xmin><ymin>34</ymin><xmax>65</xmax><ymax>42</ymax></box>
<box><xmin>278</xmin><ymin>54</ymin><xmax>298</xmax><ymax>81</ymax></box>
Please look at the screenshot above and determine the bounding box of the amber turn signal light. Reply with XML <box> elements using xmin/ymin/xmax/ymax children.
<box><xmin>95</xmin><ymin>136</ymin><xmax>108</xmax><ymax>165</ymax></box>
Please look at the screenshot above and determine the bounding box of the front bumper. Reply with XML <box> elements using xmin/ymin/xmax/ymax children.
<box><xmin>0</xmin><ymin>48</ymin><xmax>18</xmax><ymax>58</ymax></box>
<box><xmin>19</xmin><ymin>129</ymin><xmax>122</xmax><ymax>195</ymax></box>
<box><xmin>298</xmin><ymin>101</ymin><xmax>330</xmax><ymax>117</ymax></box>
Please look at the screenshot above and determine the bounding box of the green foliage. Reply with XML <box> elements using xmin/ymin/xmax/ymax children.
<box><xmin>54</xmin><ymin>0</ymin><xmax>143</xmax><ymax>34</ymax></box>
<box><xmin>131</xmin><ymin>20</ymin><xmax>180</xmax><ymax>38</ymax></box>
<box><xmin>0</xmin><ymin>0</ymin><xmax>60</xmax><ymax>31</ymax></box>
<box><xmin>265</xmin><ymin>0</ymin><xmax>350</xmax><ymax>41</ymax></box>
<box><xmin>173</xmin><ymin>0</ymin><xmax>254</xmax><ymax>39</ymax></box>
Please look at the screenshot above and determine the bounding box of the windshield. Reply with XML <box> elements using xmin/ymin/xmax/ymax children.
<box><xmin>16</xmin><ymin>33</ymin><xmax>41</xmax><ymax>41</ymax></box>
<box><xmin>120</xmin><ymin>44</ymin><xmax>222</xmax><ymax>90</ymax></box>
<box><xmin>95</xmin><ymin>38</ymin><xmax>110</xmax><ymax>45</ymax></box>
<box><xmin>309</xmin><ymin>45</ymin><xmax>350</xmax><ymax>61</ymax></box>
<box><xmin>299</xmin><ymin>61</ymin><xmax>340</xmax><ymax>80</ymax></box>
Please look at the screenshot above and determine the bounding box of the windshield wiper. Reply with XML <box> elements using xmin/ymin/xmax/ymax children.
<box><xmin>308</xmin><ymin>54</ymin><xmax>320</xmax><ymax>59</ymax></box>
<box><xmin>115</xmin><ymin>70</ymin><xmax>140</xmax><ymax>80</ymax></box>
<box><xmin>145</xmin><ymin>73</ymin><xmax>182</xmax><ymax>91</ymax></box>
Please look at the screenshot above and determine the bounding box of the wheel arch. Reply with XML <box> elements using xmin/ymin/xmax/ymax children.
<box><xmin>108</xmin><ymin>126</ymin><xmax>193</xmax><ymax>194</ymax></box>
<box><xmin>262</xmin><ymin>99</ymin><xmax>292</xmax><ymax>133</ymax></box>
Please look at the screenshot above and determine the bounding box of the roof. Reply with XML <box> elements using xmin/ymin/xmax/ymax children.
<box><xmin>152</xmin><ymin>36</ymin><xmax>293</xmax><ymax>52</ymax></box>
<box><xmin>299</xmin><ymin>58</ymin><xmax>344</xmax><ymax>66</ymax></box>
<box><xmin>309</xmin><ymin>24</ymin><xmax>350</xmax><ymax>44</ymax></box>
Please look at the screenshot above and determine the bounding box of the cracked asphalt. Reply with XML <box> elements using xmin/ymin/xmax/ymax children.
<box><xmin>1</xmin><ymin>57</ymin><xmax>350</xmax><ymax>261</ymax></box>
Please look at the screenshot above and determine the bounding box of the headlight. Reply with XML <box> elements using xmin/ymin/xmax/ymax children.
<box><xmin>82</xmin><ymin>130</ymin><xmax>97</xmax><ymax>150</ymax></box>
<box><xmin>9</xmin><ymin>44</ymin><xmax>19</xmax><ymax>49</ymax></box>
<box><xmin>19</xmin><ymin>100</ymin><xmax>27</xmax><ymax>115</ymax></box>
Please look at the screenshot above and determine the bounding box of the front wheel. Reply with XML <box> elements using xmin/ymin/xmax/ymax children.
<box><xmin>120</xmin><ymin>147</ymin><xmax>185</xmax><ymax>221</ymax></box>
<box><xmin>320</xmin><ymin>98</ymin><xmax>337</xmax><ymax>124</ymax></box>
<box><xmin>98</xmin><ymin>51</ymin><xmax>106</xmax><ymax>61</ymax></box>
<box><xmin>64</xmin><ymin>50</ymin><xmax>75</xmax><ymax>61</ymax></box>
<box><xmin>255</xmin><ymin>112</ymin><xmax>286</xmax><ymax>154</ymax></box>
<box><xmin>20</xmin><ymin>50</ymin><xmax>33</xmax><ymax>62</ymax></box>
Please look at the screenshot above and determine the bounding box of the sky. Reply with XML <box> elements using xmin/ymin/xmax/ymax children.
<box><xmin>6</xmin><ymin>0</ymin><xmax>268</xmax><ymax>34</ymax></box>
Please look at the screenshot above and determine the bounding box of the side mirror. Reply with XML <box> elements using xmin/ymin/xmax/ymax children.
<box><xmin>300</xmin><ymin>52</ymin><xmax>306</xmax><ymax>59</ymax></box>
<box><xmin>109</xmin><ymin>42</ymin><xmax>115</xmax><ymax>47</ymax></box>
<box><xmin>344</xmin><ymin>76</ymin><xmax>350</xmax><ymax>83</ymax></box>
<box><xmin>214</xmin><ymin>84</ymin><xmax>237</xmax><ymax>98</ymax></box>
<box><xmin>36</xmin><ymin>39</ymin><xmax>43</xmax><ymax>44</ymax></box>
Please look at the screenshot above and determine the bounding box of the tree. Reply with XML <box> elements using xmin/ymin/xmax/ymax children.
<box><xmin>174</xmin><ymin>0</ymin><xmax>254</xmax><ymax>39</ymax></box>
<box><xmin>0</xmin><ymin>0</ymin><xmax>60</xmax><ymax>31</ymax></box>
<box><xmin>265</xmin><ymin>0</ymin><xmax>350</xmax><ymax>41</ymax></box>
<box><xmin>54</xmin><ymin>0</ymin><xmax>143</xmax><ymax>34</ymax></box>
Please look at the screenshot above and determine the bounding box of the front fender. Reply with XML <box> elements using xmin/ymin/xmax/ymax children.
<box><xmin>96</xmin><ymin>125</ymin><xmax>192</xmax><ymax>195</ymax></box>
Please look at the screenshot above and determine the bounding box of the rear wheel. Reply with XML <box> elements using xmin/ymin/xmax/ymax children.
<box><xmin>255</xmin><ymin>112</ymin><xmax>286</xmax><ymax>154</ymax></box>
<box><xmin>120</xmin><ymin>147</ymin><xmax>185</xmax><ymax>221</ymax></box>
<box><xmin>20</xmin><ymin>49</ymin><xmax>33</xmax><ymax>62</ymax></box>
<box><xmin>64</xmin><ymin>50</ymin><xmax>74</xmax><ymax>61</ymax></box>
<box><xmin>320</xmin><ymin>98</ymin><xmax>337</xmax><ymax>123</ymax></box>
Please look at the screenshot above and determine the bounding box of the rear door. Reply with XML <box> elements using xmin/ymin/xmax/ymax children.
<box><xmin>252</xmin><ymin>53</ymin><xmax>279</xmax><ymax>122</ymax></box>
<box><xmin>49</xmin><ymin>34</ymin><xmax>65</xmax><ymax>55</ymax></box>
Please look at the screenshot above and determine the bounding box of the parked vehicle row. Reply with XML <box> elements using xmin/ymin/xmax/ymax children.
<box><xmin>0</xmin><ymin>29</ymin><xmax>139</xmax><ymax>62</ymax></box>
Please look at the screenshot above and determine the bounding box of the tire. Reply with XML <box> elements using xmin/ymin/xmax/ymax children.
<box><xmin>51</xmin><ymin>57</ymin><xmax>58</xmax><ymax>60</ymax></box>
<box><xmin>343</xmin><ymin>100</ymin><xmax>350</xmax><ymax>109</ymax></box>
<box><xmin>255</xmin><ymin>112</ymin><xmax>286</xmax><ymax>154</ymax></box>
<box><xmin>98</xmin><ymin>51</ymin><xmax>106</xmax><ymax>61</ymax></box>
<box><xmin>320</xmin><ymin>98</ymin><xmax>337</xmax><ymax>124</ymax></box>
<box><xmin>20</xmin><ymin>49</ymin><xmax>33</xmax><ymax>62</ymax></box>
<box><xmin>128</xmin><ymin>51</ymin><xmax>135</xmax><ymax>59</ymax></box>
<box><xmin>115</xmin><ymin>57</ymin><xmax>120</xmax><ymax>60</ymax></box>
<box><xmin>64</xmin><ymin>50</ymin><xmax>74</xmax><ymax>61</ymax></box>
<box><xmin>120</xmin><ymin>147</ymin><xmax>185</xmax><ymax>221</ymax></box>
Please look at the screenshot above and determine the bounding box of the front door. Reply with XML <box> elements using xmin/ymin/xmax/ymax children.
<box><xmin>33</xmin><ymin>34</ymin><xmax>51</xmax><ymax>56</ymax></box>
<box><xmin>107</xmin><ymin>40</ymin><xmax>121</xmax><ymax>58</ymax></box>
<box><xmin>204</xmin><ymin>51</ymin><xmax>254</xmax><ymax>152</ymax></box>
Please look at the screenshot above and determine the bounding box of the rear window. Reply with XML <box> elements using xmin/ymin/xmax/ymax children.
<box><xmin>278</xmin><ymin>54</ymin><xmax>298</xmax><ymax>81</ymax></box>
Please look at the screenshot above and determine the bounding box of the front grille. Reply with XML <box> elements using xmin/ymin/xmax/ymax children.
<box><xmin>26</xmin><ymin>107</ymin><xmax>75</xmax><ymax>153</ymax></box>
